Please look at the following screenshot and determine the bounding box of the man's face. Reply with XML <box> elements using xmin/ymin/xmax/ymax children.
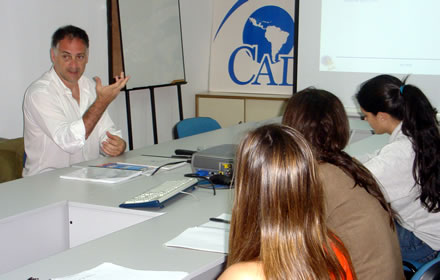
<box><xmin>51</xmin><ymin>37</ymin><xmax>88</xmax><ymax>88</ymax></box>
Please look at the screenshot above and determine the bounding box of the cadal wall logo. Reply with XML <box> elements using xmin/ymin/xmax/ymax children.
<box><xmin>209</xmin><ymin>0</ymin><xmax>294</xmax><ymax>94</ymax></box>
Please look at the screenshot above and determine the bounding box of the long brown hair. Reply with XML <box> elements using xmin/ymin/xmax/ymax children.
<box><xmin>282</xmin><ymin>88</ymin><xmax>395</xmax><ymax>226</ymax></box>
<box><xmin>228</xmin><ymin>124</ymin><xmax>353</xmax><ymax>280</ymax></box>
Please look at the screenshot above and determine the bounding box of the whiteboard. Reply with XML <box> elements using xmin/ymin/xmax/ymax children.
<box><xmin>118</xmin><ymin>0</ymin><xmax>185</xmax><ymax>89</ymax></box>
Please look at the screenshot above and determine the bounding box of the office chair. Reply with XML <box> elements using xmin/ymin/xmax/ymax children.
<box><xmin>410</xmin><ymin>256</ymin><xmax>440</xmax><ymax>280</ymax></box>
<box><xmin>403</xmin><ymin>255</ymin><xmax>440</xmax><ymax>280</ymax></box>
<box><xmin>0</xmin><ymin>137</ymin><xmax>25</xmax><ymax>182</ymax></box>
<box><xmin>174</xmin><ymin>117</ymin><xmax>221</xmax><ymax>139</ymax></box>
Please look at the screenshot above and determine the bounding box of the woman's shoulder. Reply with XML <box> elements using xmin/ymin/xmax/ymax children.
<box><xmin>383</xmin><ymin>129</ymin><xmax>413</xmax><ymax>154</ymax></box>
<box><xmin>318</xmin><ymin>163</ymin><xmax>355</xmax><ymax>191</ymax></box>
<box><xmin>218</xmin><ymin>261</ymin><xmax>265</xmax><ymax>280</ymax></box>
<box><xmin>319</xmin><ymin>162</ymin><xmax>389</xmax><ymax>227</ymax></box>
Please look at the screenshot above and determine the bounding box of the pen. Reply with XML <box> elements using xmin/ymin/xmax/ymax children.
<box><xmin>209</xmin><ymin>217</ymin><xmax>230</xmax><ymax>224</ymax></box>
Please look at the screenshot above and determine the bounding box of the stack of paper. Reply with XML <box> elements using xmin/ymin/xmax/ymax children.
<box><xmin>60</xmin><ymin>167</ymin><xmax>143</xmax><ymax>184</ymax></box>
<box><xmin>51</xmin><ymin>262</ymin><xmax>188</xmax><ymax>280</ymax></box>
<box><xmin>92</xmin><ymin>162</ymin><xmax>156</xmax><ymax>172</ymax></box>
<box><xmin>90</xmin><ymin>156</ymin><xmax>189</xmax><ymax>176</ymax></box>
<box><xmin>165</xmin><ymin>213</ymin><xmax>231</xmax><ymax>253</ymax></box>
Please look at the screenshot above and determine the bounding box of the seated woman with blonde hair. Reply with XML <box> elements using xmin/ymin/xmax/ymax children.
<box><xmin>219</xmin><ymin>124</ymin><xmax>354</xmax><ymax>280</ymax></box>
<box><xmin>282</xmin><ymin>88</ymin><xmax>403</xmax><ymax>279</ymax></box>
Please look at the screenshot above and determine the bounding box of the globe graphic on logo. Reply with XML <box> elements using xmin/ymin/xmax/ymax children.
<box><xmin>243</xmin><ymin>6</ymin><xmax>294</xmax><ymax>64</ymax></box>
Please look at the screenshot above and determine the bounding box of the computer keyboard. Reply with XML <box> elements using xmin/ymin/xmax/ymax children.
<box><xmin>119</xmin><ymin>178</ymin><xmax>198</xmax><ymax>208</ymax></box>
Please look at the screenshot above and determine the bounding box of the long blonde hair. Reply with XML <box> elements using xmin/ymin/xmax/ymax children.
<box><xmin>227</xmin><ymin>124</ymin><xmax>352</xmax><ymax>280</ymax></box>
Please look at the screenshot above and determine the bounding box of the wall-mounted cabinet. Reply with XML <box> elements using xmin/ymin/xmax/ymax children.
<box><xmin>196</xmin><ymin>92</ymin><xmax>290</xmax><ymax>128</ymax></box>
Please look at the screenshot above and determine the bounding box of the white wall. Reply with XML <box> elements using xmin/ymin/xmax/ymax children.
<box><xmin>1</xmin><ymin>0</ymin><xmax>213</xmax><ymax>149</ymax></box>
<box><xmin>1</xmin><ymin>0</ymin><xmax>108</xmax><ymax>139</ymax></box>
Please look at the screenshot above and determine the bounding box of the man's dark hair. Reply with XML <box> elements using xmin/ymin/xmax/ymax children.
<box><xmin>51</xmin><ymin>25</ymin><xmax>89</xmax><ymax>49</ymax></box>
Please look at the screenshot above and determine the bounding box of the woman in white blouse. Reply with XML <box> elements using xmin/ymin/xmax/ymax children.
<box><xmin>356</xmin><ymin>74</ymin><xmax>440</xmax><ymax>264</ymax></box>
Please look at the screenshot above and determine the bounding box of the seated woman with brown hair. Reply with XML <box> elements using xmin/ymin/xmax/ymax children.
<box><xmin>282</xmin><ymin>88</ymin><xmax>403</xmax><ymax>279</ymax></box>
<box><xmin>219</xmin><ymin>124</ymin><xmax>354</xmax><ymax>280</ymax></box>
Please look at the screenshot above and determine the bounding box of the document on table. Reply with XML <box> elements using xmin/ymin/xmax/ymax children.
<box><xmin>91</xmin><ymin>156</ymin><xmax>189</xmax><ymax>177</ymax></box>
<box><xmin>92</xmin><ymin>162</ymin><xmax>156</xmax><ymax>172</ymax></box>
<box><xmin>60</xmin><ymin>167</ymin><xmax>143</xmax><ymax>184</ymax></box>
<box><xmin>165</xmin><ymin>213</ymin><xmax>231</xmax><ymax>254</ymax></box>
<box><xmin>51</xmin><ymin>262</ymin><xmax>188</xmax><ymax>280</ymax></box>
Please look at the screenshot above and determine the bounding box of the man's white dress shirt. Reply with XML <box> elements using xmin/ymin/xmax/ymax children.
<box><xmin>361</xmin><ymin>122</ymin><xmax>440</xmax><ymax>250</ymax></box>
<box><xmin>23</xmin><ymin>67</ymin><xmax>122</xmax><ymax>176</ymax></box>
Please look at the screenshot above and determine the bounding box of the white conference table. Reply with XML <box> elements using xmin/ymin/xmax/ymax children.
<box><xmin>0</xmin><ymin>117</ymin><xmax>387</xmax><ymax>279</ymax></box>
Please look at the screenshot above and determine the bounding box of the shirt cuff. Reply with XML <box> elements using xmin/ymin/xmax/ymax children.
<box><xmin>72</xmin><ymin>119</ymin><xmax>86</xmax><ymax>141</ymax></box>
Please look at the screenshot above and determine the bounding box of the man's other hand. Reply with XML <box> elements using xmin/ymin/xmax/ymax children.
<box><xmin>101</xmin><ymin>131</ymin><xmax>126</xmax><ymax>157</ymax></box>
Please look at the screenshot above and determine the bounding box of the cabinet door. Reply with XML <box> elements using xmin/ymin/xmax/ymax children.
<box><xmin>197</xmin><ymin>97</ymin><xmax>244</xmax><ymax>128</ymax></box>
<box><xmin>245</xmin><ymin>99</ymin><xmax>287</xmax><ymax>122</ymax></box>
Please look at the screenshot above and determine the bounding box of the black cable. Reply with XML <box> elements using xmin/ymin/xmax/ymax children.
<box><xmin>184</xmin><ymin>173</ymin><xmax>216</xmax><ymax>196</ymax></box>
<box><xmin>150</xmin><ymin>160</ymin><xmax>188</xmax><ymax>176</ymax></box>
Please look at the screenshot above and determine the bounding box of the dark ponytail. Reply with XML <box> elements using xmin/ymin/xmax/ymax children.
<box><xmin>356</xmin><ymin>75</ymin><xmax>440</xmax><ymax>213</ymax></box>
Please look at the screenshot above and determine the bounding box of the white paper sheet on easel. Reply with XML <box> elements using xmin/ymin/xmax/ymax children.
<box><xmin>51</xmin><ymin>262</ymin><xmax>188</xmax><ymax>280</ymax></box>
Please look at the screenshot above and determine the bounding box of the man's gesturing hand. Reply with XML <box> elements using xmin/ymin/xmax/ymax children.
<box><xmin>94</xmin><ymin>72</ymin><xmax>130</xmax><ymax>104</ymax></box>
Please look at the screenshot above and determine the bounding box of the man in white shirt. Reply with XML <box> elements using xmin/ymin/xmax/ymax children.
<box><xmin>23</xmin><ymin>25</ymin><xmax>129</xmax><ymax>176</ymax></box>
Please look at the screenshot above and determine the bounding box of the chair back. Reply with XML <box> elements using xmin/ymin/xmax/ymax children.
<box><xmin>411</xmin><ymin>256</ymin><xmax>440</xmax><ymax>280</ymax></box>
<box><xmin>0</xmin><ymin>137</ymin><xmax>24</xmax><ymax>182</ymax></box>
<box><xmin>175</xmin><ymin>117</ymin><xmax>221</xmax><ymax>138</ymax></box>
